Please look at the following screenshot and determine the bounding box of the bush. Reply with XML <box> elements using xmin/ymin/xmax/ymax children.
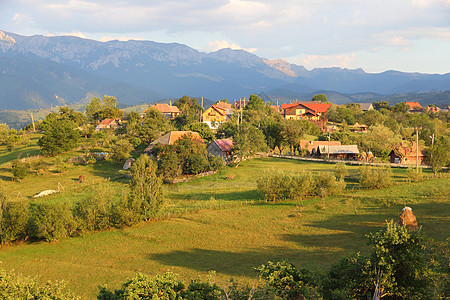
<box><xmin>184</xmin><ymin>154</ymin><xmax>208</xmax><ymax>175</ymax></box>
<box><xmin>29</xmin><ymin>202</ymin><xmax>77</xmax><ymax>241</ymax></box>
<box><xmin>207</xmin><ymin>154</ymin><xmax>225</xmax><ymax>171</ymax></box>
<box><xmin>11</xmin><ymin>160</ymin><xmax>29</xmax><ymax>180</ymax></box>
<box><xmin>1</xmin><ymin>200</ymin><xmax>29</xmax><ymax>243</ymax></box>
<box><xmin>334</xmin><ymin>162</ymin><xmax>348</xmax><ymax>180</ymax></box>
<box><xmin>0</xmin><ymin>268</ymin><xmax>80</xmax><ymax>299</ymax></box>
<box><xmin>314</xmin><ymin>172</ymin><xmax>346</xmax><ymax>199</ymax></box>
<box><xmin>74</xmin><ymin>183</ymin><xmax>112</xmax><ymax>232</ymax></box>
<box><xmin>407</xmin><ymin>166</ymin><xmax>423</xmax><ymax>182</ymax></box>
<box><xmin>359</xmin><ymin>165</ymin><xmax>393</xmax><ymax>189</ymax></box>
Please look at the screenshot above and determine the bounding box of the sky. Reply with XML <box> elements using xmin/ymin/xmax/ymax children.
<box><xmin>1</xmin><ymin>0</ymin><xmax>450</xmax><ymax>74</ymax></box>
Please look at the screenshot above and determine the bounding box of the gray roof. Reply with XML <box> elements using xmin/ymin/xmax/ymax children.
<box><xmin>356</xmin><ymin>103</ymin><xmax>374</xmax><ymax>111</ymax></box>
<box><xmin>318</xmin><ymin>145</ymin><xmax>360</xmax><ymax>155</ymax></box>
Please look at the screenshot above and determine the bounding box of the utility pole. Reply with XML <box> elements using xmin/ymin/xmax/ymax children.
<box><xmin>416</xmin><ymin>127</ymin><xmax>419</xmax><ymax>173</ymax></box>
<box><xmin>30</xmin><ymin>112</ymin><xmax>36</xmax><ymax>132</ymax></box>
<box><xmin>327</xmin><ymin>132</ymin><xmax>330</xmax><ymax>160</ymax></box>
<box><xmin>430</xmin><ymin>133</ymin><xmax>435</xmax><ymax>163</ymax></box>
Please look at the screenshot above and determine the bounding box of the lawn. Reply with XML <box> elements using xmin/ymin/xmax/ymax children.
<box><xmin>0</xmin><ymin>155</ymin><xmax>448</xmax><ymax>299</ymax></box>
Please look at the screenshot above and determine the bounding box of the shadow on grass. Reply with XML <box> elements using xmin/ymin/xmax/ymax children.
<box><xmin>148</xmin><ymin>246</ymin><xmax>337</xmax><ymax>277</ymax></box>
<box><xmin>169</xmin><ymin>189</ymin><xmax>261</xmax><ymax>202</ymax></box>
<box><xmin>90</xmin><ymin>160</ymin><xmax>128</xmax><ymax>182</ymax></box>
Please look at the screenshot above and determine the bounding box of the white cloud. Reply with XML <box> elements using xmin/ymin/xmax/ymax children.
<box><xmin>99</xmin><ymin>35</ymin><xmax>146</xmax><ymax>42</ymax></box>
<box><xmin>297</xmin><ymin>53</ymin><xmax>357</xmax><ymax>69</ymax></box>
<box><xmin>205</xmin><ymin>40</ymin><xmax>257</xmax><ymax>53</ymax></box>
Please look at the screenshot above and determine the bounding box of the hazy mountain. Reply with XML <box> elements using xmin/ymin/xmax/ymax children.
<box><xmin>0</xmin><ymin>30</ymin><xmax>449</xmax><ymax>110</ymax></box>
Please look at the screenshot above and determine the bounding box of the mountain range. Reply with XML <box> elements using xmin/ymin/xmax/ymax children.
<box><xmin>1</xmin><ymin>30</ymin><xmax>449</xmax><ymax>110</ymax></box>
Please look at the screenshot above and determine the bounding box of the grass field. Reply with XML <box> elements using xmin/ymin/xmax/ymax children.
<box><xmin>0</xmin><ymin>148</ymin><xmax>448</xmax><ymax>298</ymax></box>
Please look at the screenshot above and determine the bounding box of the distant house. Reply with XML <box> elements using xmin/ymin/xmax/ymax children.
<box><xmin>202</xmin><ymin>102</ymin><xmax>233</xmax><ymax>129</ymax></box>
<box><xmin>388</xmin><ymin>141</ymin><xmax>425</xmax><ymax>165</ymax></box>
<box><xmin>143</xmin><ymin>131</ymin><xmax>204</xmax><ymax>154</ymax></box>
<box><xmin>122</xmin><ymin>158</ymin><xmax>135</xmax><ymax>170</ymax></box>
<box><xmin>316</xmin><ymin>145</ymin><xmax>360</xmax><ymax>160</ymax></box>
<box><xmin>95</xmin><ymin>119</ymin><xmax>120</xmax><ymax>131</ymax></box>
<box><xmin>233</xmin><ymin>100</ymin><xmax>249</xmax><ymax>110</ymax></box>
<box><xmin>146</xmin><ymin>103</ymin><xmax>181</xmax><ymax>119</ymax></box>
<box><xmin>299</xmin><ymin>140</ymin><xmax>341</xmax><ymax>155</ymax></box>
<box><xmin>427</xmin><ymin>106</ymin><xmax>440</xmax><ymax>113</ymax></box>
<box><xmin>405</xmin><ymin>102</ymin><xmax>423</xmax><ymax>112</ymax></box>
<box><xmin>270</xmin><ymin>105</ymin><xmax>281</xmax><ymax>113</ymax></box>
<box><xmin>355</xmin><ymin>103</ymin><xmax>374</xmax><ymax>111</ymax></box>
<box><xmin>349</xmin><ymin>122</ymin><xmax>368</xmax><ymax>133</ymax></box>
<box><xmin>207</xmin><ymin>139</ymin><xmax>233</xmax><ymax>163</ymax></box>
<box><xmin>281</xmin><ymin>101</ymin><xmax>332</xmax><ymax>131</ymax></box>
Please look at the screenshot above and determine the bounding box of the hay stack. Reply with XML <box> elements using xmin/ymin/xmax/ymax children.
<box><xmin>398</xmin><ymin>206</ymin><xmax>418</xmax><ymax>230</ymax></box>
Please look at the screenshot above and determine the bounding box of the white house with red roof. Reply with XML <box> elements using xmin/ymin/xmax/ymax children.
<box><xmin>281</xmin><ymin>101</ymin><xmax>332</xmax><ymax>131</ymax></box>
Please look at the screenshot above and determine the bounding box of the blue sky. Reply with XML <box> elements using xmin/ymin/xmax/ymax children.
<box><xmin>1</xmin><ymin>0</ymin><xmax>450</xmax><ymax>74</ymax></box>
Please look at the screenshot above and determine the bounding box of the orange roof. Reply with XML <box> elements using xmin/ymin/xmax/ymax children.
<box><xmin>98</xmin><ymin>118</ymin><xmax>116</xmax><ymax>126</ymax></box>
<box><xmin>215</xmin><ymin>102</ymin><xmax>232</xmax><ymax>110</ymax></box>
<box><xmin>281</xmin><ymin>101</ymin><xmax>331</xmax><ymax>113</ymax></box>
<box><xmin>144</xmin><ymin>131</ymin><xmax>203</xmax><ymax>153</ymax></box>
<box><xmin>209</xmin><ymin>104</ymin><xmax>227</xmax><ymax>116</ymax></box>
<box><xmin>405</xmin><ymin>102</ymin><xmax>422</xmax><ymax>110</ymax></box>
<box><xmin>392</xmin><ymin>141</ymin><xmax>424</xmax><ymax>158</ymax></box>
<box><xmin>149</xmin><ymin>103</ymin><xmax>181</xmax><ymax>114</ymax></box>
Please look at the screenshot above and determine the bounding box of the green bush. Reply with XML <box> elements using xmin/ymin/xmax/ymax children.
<box><xmin>359</xmin><ymin>166</ymin><xmax>393</xmax><ymax>189</ymax></box>
<box><xmin>1</xmin><ymin>200</ymin><xmax>29</xmax><ymax>243</ymax></box>
<box><xmin>0</xmin><ymin>268</ymin><xmax>80</xmax><ymax>299</ymax></box>
<box><xmin>314</xmin><ymin>172</ymin><xmax>346</xmax><ymax>199</ymax></box>
<box><xmin>207</xmin><ymin>154</ymin><xmax>225</xmax><ymax>171</ymax></box>
<box><xmin>407</xmin><ymin>166</ymin><xmax>423</xmax><ymax>182</ymax></box>
<box><xmin>257</xmin><ymin>170</ymin><xmax>315</xmax><ymax>202</ymax></box>
<box><xmin>184</xmin><ymin>154</ymin><xmax>208</xmax><ymax>175</ymax></box>
<box><xmin>74</xmin><ymin>183</ymin><xmax>112</xmax><ymax>232</ymax></box>
<box><xmin>29</xmin><ymin>202</ymin><xmax>77</xmax><ymax>241</ymax></box>
<box><xmin>11</xmin><ymin>160</ymin><xmax>29</xmax><ymax>180</ymax></box>
<box><xmin>334</xmin><ymin>162</ymin><xmax>348</xmax><ymax>180</ymax></box>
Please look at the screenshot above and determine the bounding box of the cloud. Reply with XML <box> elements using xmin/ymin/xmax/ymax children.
<box><xmin>99</xmin><ymin>35</ymin><xmax>146</xmax><ymax>42</ymax></box>
<box><xmin>205</xmin><ymin>40</ymin><xmax>257</xmax><ymax>53</ymax></box>
<box><xmin>297</xmin><ymin>53</ymin><xmax>357</xmax><ymax>69</ymax></box>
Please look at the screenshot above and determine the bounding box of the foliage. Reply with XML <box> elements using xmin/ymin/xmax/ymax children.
<box><xmin>74</xmin><ymin>183</ymin><xmax>113</xmax><ymax>232</ymax></box>
<box><xmin>334</xmin><ymin>162</ymin><xmax>348</xmax><ymax>180</ymax></box>
<box><xmin>139</xmin><ymin>108</ymin><xmax>173</xmax><ymax>143</ymax></box>
<box><xmin>257</xmin><ymin>260</ymin><xmax>319</xmax><ymax>299</ymax></box>
<box><xmin>11</xmin><ymin>159</ymin><xmax>29</xmax><ymax>180</ymax></box>
<box><xmin>173</xmin><ymin>96</ymin><xmax>203</xmax><ymax>129</ymax></box>
<box><xmin>98</xmin><ymin>272</ymin><xmax>186</xmax><ymax>300</ymax></box>
<box><xmin>129</xmin><ymin>155</ymin><xmax>164</xmax><ymax>220</ymax></box>
<box><xmin>232</xmin><ymin>125</ymin><xmax>267</xmax><ymax>163</ymax></box>
<box><xmin>311</xmin><ymin>94</ymin><xmax>328</xmax><ymax>103</ymax></box>
<box><xmin>406</xmin><ymin>166</ymin><xmax>423</xmax><ymax>182</ymax></box>
<box><xmin>185</xmin><ymin>154</ymin><xmax>209</xmax><ymax>175</ymax></box>
<box><xmin>0</xmin><ymin>268</ymin><xmax>80</xmax><ymax>299</ymax></box>
<box><xmin>183</xmin><ymin>122</ymin><xmax>215</xmax><ymax>144</ymax></box>
<box><xmin>359</xmin><ymin>166</ymin><xmax>393</xmax><ymax>189</ymax></box>
<box><xmin>314</xmin><ymin>172</ymin><xmax>346</xmax><ymax>200</ymax></box>
<box><xmin>244</xmin><ymin>94</ymin><xmax>265</xmax><ymax>111</ymax></box>
<box><xmin>88</xmin><ymin>96</ymin><xmax>124</xmax><ymax>121</ymax></box>
<box><xmin>108</xmin><ymin>137</ymin><xmax>134</xmax><ymax>164</ymax></box>
<box><xmin>38</xmin><ymin>115</ymin><xmax>80</xmax><ymax>156</ymax></box>
<box><xmin>29</xmin><ymin>202</ymin><xmax>77</xmax><ymax>242</ymax></box>
<box><xmin>0</xmin><ymin>199</ymin><xmax>29</xmax><ymax>243</ymax></box>
<box><xmin>257</xmin><ymin>169</ymin><xmax>315</xmax><ymax>203</ymax></box>
<box><xmin>429</xmin><ymin>136</ymin><xmax>449</xmax><ymax>176</ymax></box>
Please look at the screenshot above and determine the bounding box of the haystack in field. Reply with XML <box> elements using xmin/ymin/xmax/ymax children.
<box><xmin>398</xmin><ymin>206</ymin><xmax>418</xmax><ymax>230</ymax></box>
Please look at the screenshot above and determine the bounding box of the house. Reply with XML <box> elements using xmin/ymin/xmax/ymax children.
<box><xmin>270</xmin><ymin>105</ymin><xmax>281</xmax><ymax>113</ymax></box>
<box><xmin>355</xmin><ymin>103</ymin><xmax>374</xmax><ymax>111</ymax></box>
<box><xmin>143</xmin><ymin>131</ymin><xmax>204</xmax><ymax>153</ymax></box>
<box><xmin>122</xmin><ymin>158</ymin><xmax>135</xmax><ymax>170</ymax></box>
<box><xmin>233</xmin><ymin>100</ymin><xmax>249</xmax><ymax>110</ymax></box>
<box><xmin>349</xmin><ymin>122</ymin><xmax>368</xmax><ymax>133</ymax></box>
<box><xmin>281</xmin><ymin>101</ymin><xmax>332</xmax><ymax>131</ymax></box>
<box><xmin>95</xmin><ymin>119</ymin><xmax>120</xmax><ymax>131</ymax></box>
<box><xmin>405</xmin><ymin>102</ymin><xmax>423</xmax><ymax>112</ymax></box>
<box><xmin>427</xmin><ymin>106</ymin><xmax>440</xmax><ymax>113</ymax></box>
<box><xmin>146</xmin><ymin>103</ymin><xmax>181</xmax><ymax>119</ymax></box>
<box><xmin>207</xmin><ymin>139</ymin><xmax>233</xmax><ymax>163</ymax></box>
<box><xmin>388</xmin><ymin>141</ymin><xmax>425</xmax><ymax>165</ymax></box>
<box><xmin>299</xmin><ymin>140</ymin><xmax>341</xmax><ymax>155</ymax></box>
<box><xmin>202</xmin><ymin>102</ymin><xmax>233</xmax><ymax>129</ymax></box>
<box><xmin>316</xmin><ymin>145</ymin><xmax>360</xmax><ymax>160</ymax></box>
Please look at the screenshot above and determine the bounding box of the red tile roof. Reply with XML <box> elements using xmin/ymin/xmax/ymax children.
<box><xmin>144</xmin><ymin>131</ymin><xmax>203</xmax><ymax>153</ymax></box>
<box><xmin>214</xmin><ymin>139</ymin><xmax>233</xmax><ymax>152</ymax></box>
<box><xmin>405</xmin><ymin>102</ymin><xmax>422</xmax><ymax>110</ymax></box>
<box><xmin>281</xmin><ymin>101</ymin><xmax>331</xmax><ymax>113</ymax></box>
<box><xmin>150</xmin><ymin>103</ymin><xmax>181</xmax><ymax>114</ymax></box>
<box><xmin>98</xmin><ymin>118</ymin><xmax>116</xmax><ymax>126</ymax></box>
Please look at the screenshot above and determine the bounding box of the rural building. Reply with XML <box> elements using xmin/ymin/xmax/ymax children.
<box><xmin>202</xmin><ymin>102</ymin><xmax>233</xmax><ymax>129</ymax></box>
<box><xmin>233</xmin><ymin>99</ymin><xmax>249</xmax><ymax>110</ymax></box>
<box><xmin>146</xmin><ymin>103</ymin><xmax>181</xmax><ymax>119</ymax></box>
<box><xmin>299</xmin><ymin>140</ymin><xmax>341</xmax><ymax>155</ymax></box>
<box><xmin>356</xmin><ymin>103</ymin><xmax>374</xmax><ymax>111</ymax></box>
<box><xmin>405</xmin><ymin>102</ymin><xmax>423</xmax><ymax>112</ymax></box>
<box><xmin>316</xmin><ymin>144</ymin><xmax>360</xmax><ymax>160</ymax></box>
<box><xmin>281</xmin><ymin>101</ymin><xmax>332</xmax><ymax>131</ymax></box>
<box><xmin>95</xmin><ymin>119</ymin><xmax>120</xmax><ymax>131</ymax></box>
<box><xmin>427</xmin><ymin>105</ymin><xmax>440</xmax><ymax>113</ymax></box>
<box><xmin>143</xmin><ymin>131</ymin><xmax>204</xmax><ymax>153</ymax></box>
<box><xmin>122</xmin><ymin>158</ymin><xmax>135</xmax><ymax>170</ymax></box>
<box><xmin>388</xmin><ymin>141</ymin><xmax>425</xmax><ymax>164</ymax></box>
<box><xmin>207</xmin><ymin>139</ymin><xmax>233</xmax><ymax>163</ymax></box>
<box><xmin>349</xmin><ymin>122</ymin><xmax>368</xmax><ymax>133</ymax></box>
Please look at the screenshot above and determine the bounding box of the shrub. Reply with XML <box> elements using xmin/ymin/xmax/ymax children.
<box><xmin>314</xmin><ymin>172</ymin><xmax>346</xmax><ymax>199</ymax></box>
<box><xmin>74</xmin><ymin>183</ymin><xmax>112</xmax><ymax>232</ymax></box>
<box><xmin>29</xmin><ymin>202</ymin><xmax>77</xmax><ymax>241</ymax></box>
<box><xmin>1</xmin><ymin>200</ymin><xmax>29</xmax><ymax>243</ymax></box>
<box><xmin>359</xmin><ymin>165</ymin><xmax>393</xmax><ymax>189</ymax></box>
<box><xmin>207</xmin><ymin>154</ymin><xmax>225</xmax><ymax>171</ymax></box>
<box><xmin>257</xmin><ymin>260</ymin><xmax>319</xmax><ymax>299</ymax></box>
<box><xmin>184</xmin><ymin>154</ymin><xmax>208</xmax><ymax>175</ymax></box>
<box><xmin>11</xmin><ymin>160</ymin><xmax>29</xmax><ymax>180</ymax></box>
<box><xmin>407</xmin><ymin>166</ymin><xmax>423</xmax><ymax>182</ymax></box>
<box><xmin>334</xmin><ymin>162</ymin><xmax>348</xmax><ymax>180</ymax></box>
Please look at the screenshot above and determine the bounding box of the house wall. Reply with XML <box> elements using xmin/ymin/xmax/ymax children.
<box><xmin>207</xmin><ymin>142</ymin><xmax>231</xmax><ymax>163</ymax></box>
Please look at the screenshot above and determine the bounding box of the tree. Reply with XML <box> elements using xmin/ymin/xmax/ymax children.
<box><xmin>281</xmin><ymin>119</ymin><xmax>305</xmax><ymax>154</ymax></box>
<box><xmin>85</xmin><ymin>97</ymin><xmax>102</xmax><ymax>122</ymax></box>
<box><xmin>87</xmin><ymin>96</ymin><xmax>124</xmax><ymax>122</ymax></box>
<box><xmin>128</xmin><ymin>155</ymin><xmax>164</xmax><ymax>220</ymax></box>
<box><xmin>11</xmin><ymin>160</ymin><xmax>29</xmax><ymax>180</ymax></box>
<box><xmin>108</xmin><ymin>138</ymin><xmax>134</xmax><ymax>164</ymax></box>
<box><xmin>38</xmin><ymin>117</ymin><xmax>80</xmax><ymax>156</ymax></box>
<box><xmin>244</xmin><ymin>94</ymin><xmax>265</xmax><ymax>111</ymax></box>
<box><xmin>429</xmin><ymin>136</ymin><xmax>449</xmax><ymax>176</ymax></box>
<box><xmin>232</xmin><ymin>125</ymin><xmax>267</xmax><ymax>165</ymax></box>
<box><xmin>312</xmin><ymin>94</ymin><xmax>328</xmax><ymax>103</ymax></box>
<box><xmin>139</xmin><ymin>108</ymin><xmax>172</xmax><ymax>143</ymax></box>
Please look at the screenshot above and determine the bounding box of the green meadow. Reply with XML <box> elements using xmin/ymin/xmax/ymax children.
<box><xmin>0</xmin><ymin>140</ymin><xmax>449</xmax><ymax>298</ymax></box>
